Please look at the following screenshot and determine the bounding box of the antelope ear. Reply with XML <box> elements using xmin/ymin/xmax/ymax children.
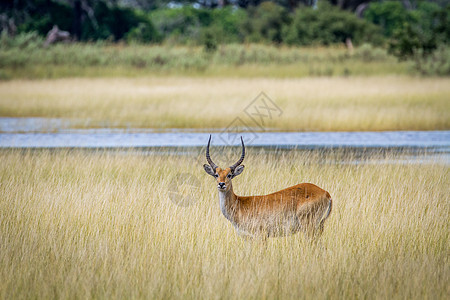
<box><xmin>232</xmin><ymin>165</ymin><xmax>245</xmax><ymax>177</ymax></box>
<box><xmin>203</xmin><ymin>164</ymin><xmax>216</xmax><ymax>176</ymax></box>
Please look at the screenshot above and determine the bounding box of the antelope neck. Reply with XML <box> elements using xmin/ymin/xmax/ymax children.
<box><xmin>218</xmin><ymin>185</ymin><xmax>239</xmax><ymax>222</ymax></box>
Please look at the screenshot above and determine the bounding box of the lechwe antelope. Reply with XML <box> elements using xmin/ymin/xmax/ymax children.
<box><xmin>203</xmin><ymin>135</ymin><xmax>332</xmax><ymax>239</ymax></box>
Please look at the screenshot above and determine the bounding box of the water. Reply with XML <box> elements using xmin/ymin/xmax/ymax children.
<box><xmin>0</xmin><ymin>118</ymin><xmax>449</xmax><ymax>163</ymax></box>
<box><xmin>1</xmin><ymin>131</ymin><xmax>449</xmax><ymax>149</ymax></box>
<box><xmin>0</xmin><ymin>117</ymin><xmax>71</xmax><ymax>133</ymax></box>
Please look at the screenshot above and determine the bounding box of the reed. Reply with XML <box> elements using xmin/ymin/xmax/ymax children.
<box><xmin>0</xmin><ymin>76</ymin><xmax>448</xmax><ymax>131</ymax></box>
<box><xmin>0</xmin><ymin>43</ymin><xmax>410</xmax><ymax>80</ymax></box>
<box><xmin>0</xmin><ymin>149</ymin><xmax>448</xmax><ymax>299</ymax></box>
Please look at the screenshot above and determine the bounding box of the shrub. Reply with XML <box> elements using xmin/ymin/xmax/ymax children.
<box><xmin>125</xmin><ymin>18</ymin><xmax>162</xmax><ymax>44</ymax></box>
<box><xmin>8</xmin><ymin>0</ymin><xmax>160</xmax><ymax>43</ymax></box>
<box><xmin>81</xmin><ymin>2</ymin><xmax>148</xmax><ymax>41</ymax></box>
<box><xmin>208</xmin><ymin>7</ymin><xmax>247</xmax><ymax>44</ymax></box>
<box><xmin>284</xmin><ymin>3</ymin><xmax>384</xmax><ymax>46</ymax></box>
<box><xmin>201</xmin><ymin>28</ymin><xmax>218</xmax><ymax>52</ymax></box>
<box><xmin>0</xmin><ymin>31</ymin><xmax>43</xmax><ymax>50</ymax></box>
<box><xmin>388</xmin><ymin>22</ymin><xmax>423</xmax><ymax>59</ymax></box>
<box><xmin>354</xmin><ymin>43</ymin><xmax>389</xmax><ymax>62</ymax></box>
<box><xmin>151</xmin><ymin>6</ymin><xmax>246</xmax><ymax>45</ymax></box>
<box><xmin>16</xmin><ymin>0</ymin><xmax>73</xmax><ymax>35</ymax></box>
<box><xmin>412</xmin><ymin>45</ymin><xmax>450</xmax><ymax>76</ymax></box>
<box><xmin>240</xmin><ymin>2</ymin><xmax>291</xmax><ymax>44</ymax></box>
<box><xmin>150</xmin><ymin>7</ymin><xmax>203</xmax><ymax>44</ymax></box>
<box><xmin>366</xmin><ymin>1</ymin><xmax>448</xmax><ymax>61</ymax></box>
<box><xmin>364</xmin><ymin>1</ymin><xmax>408</xmax><ymax>37</ymax></box>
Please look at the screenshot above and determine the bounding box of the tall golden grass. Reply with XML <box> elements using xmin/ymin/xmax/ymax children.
<box><xmin>0</xmin><ymin>149</ymin><xmax>448</xmax><ymax>299</ymax></box>
<box><xmin>0</xmin><ymin>76</ymin><xmax>449</xmax><ymax>131</ymax></box>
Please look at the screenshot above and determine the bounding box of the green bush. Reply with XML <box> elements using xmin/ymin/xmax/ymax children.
<box><xmin>388</xmin><ymin>22</ymin><xmax>423</xmax><ymax>59</ymax></box>
<box><xmin>354</xmin><ymin>43</ymin><xmax>389</xmax><ymax>62</ymax></box>
<box><xmin>433</xmin><ymin>4</ymin><xmax>450</xmax><ymax>45</ymax></box>
<box><xmin>412</xmin><ymin>45</ymin><xmax>450</xmax><ymax>76</ymax></box>
<box><xmin>240</xmin><ymin>2</ymin><xmax>290</xmax><ymax>44</ymax></box>
<box><xmin>284</xmin><ymin>3</ymin><xmax>384</xmax><ymax>46</ymax></box>
<box><xmin>150</xmin><ymin>6</ymin><xmax>246</xmax><ymax>45</ymax></box>
<box><xmin>205</xmin><ymin>7</ymin><xmax>247</xmax><ymax>44</ymax></box>
<box><xmin>0</xmin><ymin>31</ymin><xmax>43</xmax><ymax>50</ymax></box>
<box><xmin>125</xmin><ymin>10</ymin><xmax>162</xmax><ymax>44</ymax></box>
<box><xmin>201</xmin><ymin>28</ymin><xmax>218</xmax><ymax>53</ymax></box>
<box><xmin>81</xmin><ymin>2</ymin><xmax>153</xmax><ymax>41</ymax></box>
<box><xmin>17</xmin><ymin>0</ymin><xmax>73</xmax><ymax>35</ymax></box>
<box><xmin>6</xmin><ymin>0</ymin><xmax>160</xmax><ymax>43</ymax></box>
<box><xmin>150</xmin><ymin>7</ymin><xmax>203</xmax><ymax>44</ymax></box>
<box><xmin>364</xmin><ymin>1</ymin><xmax>408</xmax><ymax>37</ymax></box>
<box><xmin>366</xmin><ymin>1</ymin><xmax>448</xmax><ymax>61</ymax></box>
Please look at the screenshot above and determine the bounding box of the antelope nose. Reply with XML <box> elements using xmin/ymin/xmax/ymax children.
<box><xmin>218</xmin><ymin>182</ymin><xmax>226</xmax><ymax>188</ymax></box>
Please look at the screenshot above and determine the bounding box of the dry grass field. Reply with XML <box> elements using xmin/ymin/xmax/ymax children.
<box><xmin>0</xmin><ymin>149</ymin><xmax>448</xmax><ymax>299</ymax></box>
<box><xmin>0</xmin><ymin>76</ymin><xmax>449</xmax><ymax>131</ymax></box>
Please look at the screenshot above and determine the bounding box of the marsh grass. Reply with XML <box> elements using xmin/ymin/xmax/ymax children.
<box><xmin>0</xmin><ymin>43</ymin><xmax>410</xmax><ymax>79</ymax></box>
<box><xmin>0</xmin><ymin>149</ymin><xmax>448</xmax><ymax>299</ymax></box>
<box><xmin>0</xmin><ymin>76</ymin><xmax>449</xmax><ymax>131</ymax></box>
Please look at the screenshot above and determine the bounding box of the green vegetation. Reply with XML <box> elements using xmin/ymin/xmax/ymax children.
<box><xmin>0</xmin><ymin>149</ymin><xmax>448</xmax><ymax>299</ymax></box>
<box><xmin>283</xmin><ymin>3</ymin><xmax>383</xmax><ymax>46</ymax></box>
<box><xmin>1</xmin><ymin>76</ymin><xmax>449</xmax><ymax>131</ymax></box>
<box><xmin>365</xmin><ymin>1</ymin><xmax>449</xmax><ymax>58</ymax></box>
<box><xmin>0</xmin><ymin>41</ymin><xmax>411</xmax><ymax>79</ymax></box>
<box><xmin>411</xmin><ymin>45</ymin><xmax>450</xmax><ymax>76</ymax></box>
<box><xmin>1</xmin><ymin>1</ymin><xmax>448</xmax><ymax>77</ymax></box>
<box><xmin>4</xmin><ymin>1</ymin><xmax>448</xmax><ymax>47</ymax></box>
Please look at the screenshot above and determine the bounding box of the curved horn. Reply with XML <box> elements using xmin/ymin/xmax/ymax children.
<box><xmin>206</xmin><ymin>135</ymin><xmax>218</xmax><ymax>171</ymax></box>
<box><xmin>230</xmin><ymin>136</ymin><xmax>245</xmax><ymax>171</ymax></box>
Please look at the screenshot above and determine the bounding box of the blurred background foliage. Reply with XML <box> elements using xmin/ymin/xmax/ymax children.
<box><xmin>0</xmin><ymin>0</ymin><xmax>448</xmax><ymax>75</ymax></box>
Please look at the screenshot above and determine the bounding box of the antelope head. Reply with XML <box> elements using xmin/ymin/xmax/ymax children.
<box><xmin>203</xmin><ymin>135</ymin><xmax>245</xmax><ymax>192</ymax></box>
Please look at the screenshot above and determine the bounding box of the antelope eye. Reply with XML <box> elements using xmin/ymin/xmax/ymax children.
<box><xmin>227</xmin><ymin>174</ymin><xmax>232</xmax><ymax>178</ymax></box>
<box><xmin>214</xmin><ymin>174</ymin><xmax>219</xmax><ymax>178</ymax></box>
